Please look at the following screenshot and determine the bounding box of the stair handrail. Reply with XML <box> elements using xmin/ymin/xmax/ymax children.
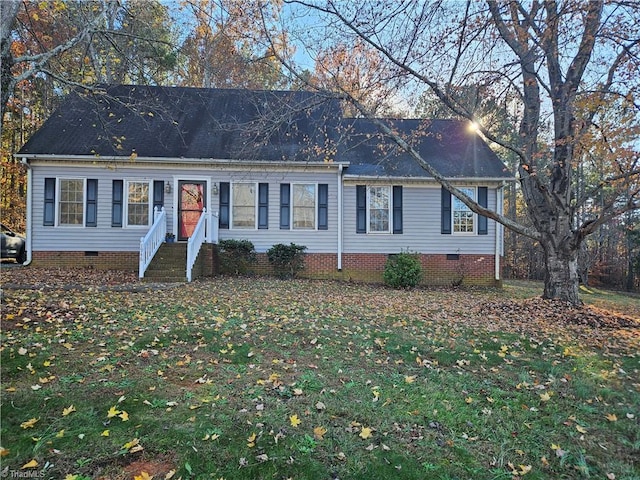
<box><xmin>139</xmin><ymin>207</ymin><xmax>166</xmax><ymax>279</ymax></box>
<box><xmin>186</xmin><ymin>207</ymin><xmax>207</xmax><ymax>282</ymax></box>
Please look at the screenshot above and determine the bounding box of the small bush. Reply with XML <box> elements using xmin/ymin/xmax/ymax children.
<box><xmin>383</xmin><ymin>251</ymin><xmax>423</xmax><ymax>289</ymax></box>
<box><xmin>217</xmin><ymin>239</ymin><xmax>256</xmax><ymax>275</ymax></box>
<box><xmin>267</xmin><ymin>243</ymin><xmax>307</xmax><ymax>279</ymax></box>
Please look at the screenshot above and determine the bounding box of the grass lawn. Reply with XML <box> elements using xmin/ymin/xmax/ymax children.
<box><xmin>1</xmin><ymin>269</ymin><xmax>638</xmax><ymax>479</ymax></box>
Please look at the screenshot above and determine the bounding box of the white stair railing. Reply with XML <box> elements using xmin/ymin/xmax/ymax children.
<box><xmin>186</xmin><ymin>207</ymin><xmax>207</xmax><ymax>282</ymax></box>
<box><xmin>210</xmin><ymin>211</ymin><xmax>219</xmax><ymax>244</ymax></box>
<box><xmin>139</xmin><ymin>207</ymin><xmax>166</xmax><ymax>279</ymax></box>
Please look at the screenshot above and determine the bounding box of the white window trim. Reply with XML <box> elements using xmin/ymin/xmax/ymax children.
<box><xmin>231</xmin><ymin>182</ymin><xmax>258</xmax><ymax>230</ymax></box>
<box><xmin>56</xmin><ymin>177</ymin><xmax>86</xmax><ymax>228</ymax></box>
<box><xmin>124</xmin><ymin>179</ymin><xmax>152</xmax><ymax>228</ymax></box>
<box><xmin>291</xmin><ymin>183</ymin><xmax>318</xmax><ymax>231</ymax></box>
<box><xmin>366</xmin><ymin>185</ymin><xmax>391</xmax><ymax>234</ymax></box>
<box><xmin>452</xmin><ymin>186</ymin><xmax>476</xmax><ymax>235</ymax></box>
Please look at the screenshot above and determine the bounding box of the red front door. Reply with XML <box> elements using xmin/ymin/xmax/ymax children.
<box><xmin>178</xmin><ymin>181</ymin><xmax>206</xmax><ymax>241</ymax></box>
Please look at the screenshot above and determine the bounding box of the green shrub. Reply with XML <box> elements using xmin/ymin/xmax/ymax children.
<box><xmin>217</xmin><ymin>239</ymin><xmax>256</xmax><ymax>275</ymax></box>
<box><xmin>383</xmin><ymin>251</ymin><xmax>423</xmax><ymax>289</ymax></box>
<box><xmin>267</xmin><ymin>243</ymin><xmax>307</xmax><ymax>279</ymax></box>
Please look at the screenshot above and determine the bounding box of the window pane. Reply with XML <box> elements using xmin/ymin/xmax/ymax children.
<box><xmin>453</xmin><ymin>187</ymin><xmax>475</xmax><ymax>233</ymax></box>
<box><xmin>233</xmin><ymin>184</ymin><xmax>256</xmax><ymax>228</ymax></box>
<box><xmin>127</xmin><ymin>182</ymin><xmax>149</xmax><ymax>226</ymax></box>
<box><xmin>368</xmin><ymin>186</ymin><xmax>390</xmax><ymax>232</ymax></box>
<box><xmin>293</xmin><ymin>184</ymin><xmax>316</xmax><ymax>229</ymax></box>
<box><xmin>59</xmin><ymin>179</ymin><xmax>84</xmax><ymax>225</ymax></box>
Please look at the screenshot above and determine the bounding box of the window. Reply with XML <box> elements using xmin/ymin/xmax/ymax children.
<box><xmin>368</xmin><ymin>186</ymin><xmax>390</xmax><ymax>233</ymax></box>
<box><xmin>356</xmin><ymin>185</ymin><xmax>402</xmax><ymax>234</ymax></box>
<box><xmin>452</xmin><ymin>187</ymin><xmax>475</xmax><ymax>233</ymax></box>
<box><xmin>58</xmin><ymin>179</ymin><xmax>84</xmax><ymax>225</ymax></box>
<box><xmin>442</xmin><ymin>186</ymin><xmax>487</xmax><ymax>235</ymax></box>
<box><xmin>292</xmin><ymin>184</ymin><xmax>316</xmax><ymax>229</ymax></box>
<box><xmin>44</xmin><ymin>178</ymin><xmax>97</xmax><ymax>227</ymax></box>
<box><xmin>232</xmin><ymin>183</ymin><xmax>256</xmax><ymax>228</ymax></box>
<box><xmin>280</xmin><ymin>183</ymin><xmax>328</xmax><ymax>230</ymax></box>
<box><xmin>126</xmin><ymin>181</ymin><xmax>150</xmax><ymax>226</ymax></box>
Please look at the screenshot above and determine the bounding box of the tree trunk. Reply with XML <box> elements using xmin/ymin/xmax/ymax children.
<box><xmin>541</xmin><ymin>238</ymin><xmax>581</xmax><ymax>304</ymax></box>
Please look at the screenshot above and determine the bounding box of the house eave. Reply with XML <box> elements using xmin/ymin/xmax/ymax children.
<box><xmin>342</xmin><ymin>175</ymin><xmax>515</xmax><ymax>184</ymax></box>
<box><xmin>17</xmin><ymin>153</ymin><xmax>349</xmax><ymax>169</ymax></box>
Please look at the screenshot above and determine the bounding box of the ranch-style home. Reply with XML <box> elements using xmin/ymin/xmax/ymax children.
<box><xmin>16</xmin><ymin>84</ymin><xmax>512</xmax><ymax>285</ymax></box>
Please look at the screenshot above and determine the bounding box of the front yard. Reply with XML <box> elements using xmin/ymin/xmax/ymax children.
<box><xmin>1</xmin><ymin>268</ymin><xmax>638</xmax><ymax>479</ymax></box>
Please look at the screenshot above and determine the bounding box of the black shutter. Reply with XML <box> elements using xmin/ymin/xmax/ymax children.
<box><xmin>112</xmin><ymin>180</ymin><xmax>123</xmax><ymax>227</ymax></box>
<box><xmin>44</xmin><ymin>178</ymin><xmax>55</xmax><ymax>226</ymax></box>
<box><xmin>318</xmin><ymin>183</ymin><xmax>328</xmax><ymax>230</ymax></box>
<box><xmin>392</xmin><ymin>185</ymin><xmax>403</xmax><ymax>234</ymax></box>
<box><xmin>258</xmin><ymin>183</ymin><xmax>269</xmax><ymax>229</ymax></box>
<box><xmin>86</xmin><ymin>179</ymin><xmax>98</xmax><ymax>227</ymax></box>
<box><xmin>441</xmin><ymin>187</ymin><xmax>451</xmax><ymax>234</ymax></box>
<box><xmin>280</xmin><ymin>183</ymin><xmax>290</xmax><ymax>229</ymax></box>
<box><xmin>478</xmin><ymin>186</ymin><xmax>488</xmax><ymax>235</ymax></box>
<box><xmin>356</xmin><ymin>185</ymin><xmax>366</xmax><ymax>233</ymax></box>
<box><xmin>219</xmin><ymin>182</ymin><xmax>230</xmax><ymax>229</ymax></box>
<box><xmin>153</xmin><ymin>180</ymin><xmax>165</xmax><ymax>212</ymax></box>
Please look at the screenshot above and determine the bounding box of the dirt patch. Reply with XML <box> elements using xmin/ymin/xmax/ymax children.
<box><xmin>94</xmin><ymin>454</ymin><xmax>177</xmax><ymax>480</ymax></box>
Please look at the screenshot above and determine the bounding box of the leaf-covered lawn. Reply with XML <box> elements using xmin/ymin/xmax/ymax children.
<box><xmin>1</xmin><ymin>268</ymin><xmax>638</xmax><ymax>479</ymax></box>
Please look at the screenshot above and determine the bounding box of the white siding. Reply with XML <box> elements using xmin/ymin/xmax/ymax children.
<box><xmin>342</xmin><ymin>184</ymin><xmax>497</xmax><ymax>255</ymax></box>
<box><xmin>30</xmin><ymin>163</ymin><xmax>340</xmax><ymax>253</ymax></box>
<box><xmin>30</xmin><ymin>162</ymin><xmax>501</xmax><ymax>257</ymax></box>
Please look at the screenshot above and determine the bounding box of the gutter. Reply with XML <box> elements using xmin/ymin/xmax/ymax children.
<box><xmin>20</xmin><ymin>157</ymin><xmax>32</xmax><ymax>266</ymax></box>
<box><xmin>337</xmin><ymin>164</ymin><xmax>344</xmax><ymax>271</ymax></box>
<box><xmin>16</xmin><ymin>153</ymin><xmax>350</xmax><ymax>170</ymax></box>
<box><xmin>342</xmin><ymin>175</ymin><xmax>515</xmax><ymax>183</ymax></box>
<box><xmin>495</xmin><ymin>182</ymin><xmax>505</xmax><ymax>282</ymax></box>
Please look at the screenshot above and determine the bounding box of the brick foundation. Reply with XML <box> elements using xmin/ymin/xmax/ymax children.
<box><xmin>32</xmin><ymin>250</ymin><xmax>499</xmax><ymax>286</ymax></box>
<box><xmin>32</xmin><ymin>251</ymin><xmax>139</xmax><ymax>271</ymax></box>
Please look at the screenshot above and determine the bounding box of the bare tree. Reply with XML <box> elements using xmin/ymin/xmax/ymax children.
<box><xmin>1</xmin><ymin>0</ymin><xmax>177</xmax><ymax>125</ymax></box>
<box><xmin>274</xmin><ymin>0</ymin><xmax>640</xmax><ymax>304</ymax></box>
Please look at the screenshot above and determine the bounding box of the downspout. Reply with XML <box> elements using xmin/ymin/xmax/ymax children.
<box><xmin>21</xmin><ymin>157</ymin><xmax>32</xmax><ymax>265</ymax></box>
<box><xmin>495</xmin><ymin>182</ymin><xmax>505</xmax><ymax>282</ymax></box>
<box><xmin>337</xmin><ymin>164</ymin><xmax>344</xmax><ymax>271</ymax></box>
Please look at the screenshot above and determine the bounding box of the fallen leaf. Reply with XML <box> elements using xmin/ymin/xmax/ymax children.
<box><xmin>576</xmin><ymin>425</ymin><xmax>587</xmax><ymax>434</ymax></box>
<box><xmin>21</xmin><ymin>459</ymin><xmax>38</xmax><ymax>469</ymax></box>
<box><xmin>20</xmin><ymin>418</ymin><xmax>39</xmax><ymax>429</ymax></box>
<box><xmin>101</xmin><ymin>430</ymin><xmax>110</xmax><ymax>437</ymax></box>
<box><xmin>247</xmin><ymin>432</ymin><xmax>257</xmax><ymax>448</ymax></box>
<box><xmin>519</xmin><ymin>464</ymin><xmax>532</xmax><ymax>475</ymax></box>
<box><xmin>62</xmin><ymin>405</ymin><xmax>76</xmax><ymax>416</ymax></box>
<box><xmin>290</xmin><ymin>414</ymin><xmax>301</xmax><ymax>427</ymax></box>
<box><xmin>313</xmin><ymin>426</ymin><xmax>327</xmax><ymax>440</ymax></box>
<box><xmin>119</xmin><ymin>411</ymin><xmax>129</xmax><ymax>421</ymax></box>
<box><xmin>107</xmin><ymin>406</ymin><xmax>121</xmax><ymax>418</ymax></box>
<box><xmin>359</xmin><ymin>427</ymin><xmax>373</xmax><ymax>439</ymax></box>
<box><xmin>134</xmin><ymin>472</ymin><xmax>153</xmax><ymax>480</ymax></box>
<box><xmin>539</xmin><ymin>392</ymin><xmax>552</xmax><ymax>402</ymax></box>
<box><xmin>123</xmin><ymin>438</ymin><xmax>140</xmax><ymax>450</ymax></box>
<box><xmin>605</xmin><ymin>413</ymin><xmax>617</xmax><ymax>422</ymax></box>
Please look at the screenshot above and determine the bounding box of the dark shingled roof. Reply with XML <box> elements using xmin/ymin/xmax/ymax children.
<box><xmin>18</xmin><ymin>84</ymin><xmax>511</xmax><ymax>179</ymax></box>
<box><xmin>18</xmin><ymin>84</ymin><xmax>342</xmax><ymax>162</ymax></box>
<box><xmin>338</xmin><ymin>118</ymin><xmax>511</xmax><ymax>179</ymax></box>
